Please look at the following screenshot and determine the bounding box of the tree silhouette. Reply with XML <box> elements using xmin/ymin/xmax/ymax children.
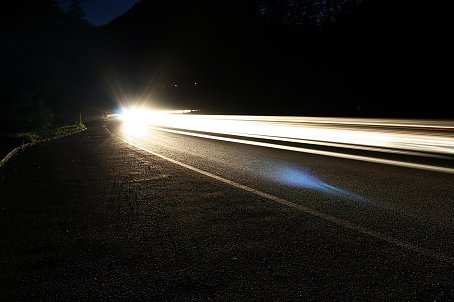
<box><xmin>258</xmin><ymin>0</ymin><xmax>361</xmax><ymax>27</ymax></box>
<box><xmin>68</xmin><ymin>0</ymin><xmax>85</xmax><ymax>21</ymax></box>
<box><xmin>0</xmin><ymin>0</ymin><xmax>95</xmax><ymax>134</ymax></box>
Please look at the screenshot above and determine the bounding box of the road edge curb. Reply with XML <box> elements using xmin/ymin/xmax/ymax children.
<box><xmin>0</xmin><ymin>126</ymin><xmax>87</xmax><ymax>168</ymax></box>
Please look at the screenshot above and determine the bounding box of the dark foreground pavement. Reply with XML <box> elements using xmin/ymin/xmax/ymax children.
<box><xmin>1</xmin><ymin>122</ymin><xmax>453</xmax><ymax>301</ymax></box>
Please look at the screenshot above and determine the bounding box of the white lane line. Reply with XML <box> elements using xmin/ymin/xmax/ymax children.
<box><xmin>106</xmin><ymin>126</ymin><xmax>454</xmax><ymax>264</ymax></box>
<box><xmin>151</xmin><ymin>126</ymin><xmax>454</xmax><ymax>174</ymax></box>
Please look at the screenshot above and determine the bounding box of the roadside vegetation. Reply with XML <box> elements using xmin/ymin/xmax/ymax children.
<box><xmin>0</xmin><ymin>122</ymin><xmax>86</xmax><ymax>161</ymax></box>
<box><xmin>11</xmin><ymin>123</ymin><xmax>86</xmax><ymax>144</ymax></box>
<box><xmin>0</xmin><ymin>1</ymin><xmax>94</xmax><ymax>156</ymax></box>
<box><xmin>0</xmin><ymin>0</ymin><xmax>93</xmax><ymax>161</ymax></box>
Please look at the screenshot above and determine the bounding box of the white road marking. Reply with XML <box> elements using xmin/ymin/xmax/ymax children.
<box><xmin>106</xmin><ymin>126</ymin><xmax>454</xmax><ymax>264</ymax></box>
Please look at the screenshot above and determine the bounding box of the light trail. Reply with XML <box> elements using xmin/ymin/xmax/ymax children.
<box><xmin>116</xmin><ymin>110</ymin><xmax>454</xmax><ymax>172</ymax></box>
<box><xmin>149</xmin><ymin>126</ymin><xmax>454</xmax><ymax>174</ymax></box>
<box><xmin>152</xmin><ymin>115</ymin><xmax>454</xmax><ymax>156</ymax></box>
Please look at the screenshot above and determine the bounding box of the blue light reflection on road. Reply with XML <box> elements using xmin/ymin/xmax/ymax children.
<box><xmin>272</xmin><ymin>165</ymin><xmax>367</xmax><ymax>202</ymax></box>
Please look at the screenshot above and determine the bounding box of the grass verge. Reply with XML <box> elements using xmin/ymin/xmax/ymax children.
<box><xmin>0</xmin><ymin>123</ymin><xmax>87</xmax><ymax>166</ymax></box>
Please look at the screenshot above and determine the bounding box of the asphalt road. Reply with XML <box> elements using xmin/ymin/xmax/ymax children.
<box><xmin>1</xmin><ymin>121</ymin><xmax>454</xmax><ymax>300</ymax></box>
<box><xmin>108</xmin><ymin>121</ymin><xmax>454</xmax><ymax>249</ymax></box>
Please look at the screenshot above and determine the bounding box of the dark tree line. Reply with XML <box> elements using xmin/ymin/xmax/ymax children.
<box><xmin>257</xmin><ymin>0</ymin><xmax>362</xmax><ymax>27</ymax></box>
<box><xmin>0</xmin><ymin>0</ymin><xmax>94</xmax><ymax>134</ymax></box>
<box><xmin>99</xmin><ymin>0</ymin><xmax>454</xmax><ymax>117</ymax></box>
<box><xmin>99</xmin><ymin>0</ymin><xmax>368</xmax><ymax>114</ymax></box>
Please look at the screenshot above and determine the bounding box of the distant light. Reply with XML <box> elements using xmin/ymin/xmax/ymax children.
<box><xmin>116</xmin><ymin>107</ymin><xmax>198</xmax><ymax>138</ymax></box>
<box><xmin>174</xmin><ymin>84</ymin><xmax>178</xmax><ymax>87</ymax></box>
<box><xmin>119</xmin><ymin>107</ymin><xmax>151</xmax><ymax>137</ymax></box>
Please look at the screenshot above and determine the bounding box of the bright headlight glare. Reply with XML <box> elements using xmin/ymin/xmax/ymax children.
<box><xmin>118</xmin><ymin>107</ymin><xmax>155</xmax><ymax>137</ymax></box>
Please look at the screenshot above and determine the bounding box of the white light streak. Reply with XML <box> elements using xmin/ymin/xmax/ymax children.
<box><xmin>115</xmin><ymin>109</ymin><xmax>454</xmax><ymax>166</ymax></box>
<box><xmin>146</xmin><ymin>114</ymin><xmax>454</xmax><ymax>157</ymax></box>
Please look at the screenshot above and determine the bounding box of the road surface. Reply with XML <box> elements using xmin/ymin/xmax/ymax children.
<box><xmin>1</xmin><ymin>120</ymin><xmax>453</xmax><ymax>300</ymax></box>
<box><xmin>107</xmin><ymin>120</ymin><xmax>454</xmax><ymax>252</ymax></box>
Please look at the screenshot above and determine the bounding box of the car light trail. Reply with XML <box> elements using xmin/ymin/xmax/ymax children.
<box><xmin>115</xmin><ymin>109</ymin><xmax>454</xmax><ymax>172</ymax></box>
<box><xmin>156</xmin><ymin>115</ymin><xmax>454</xmax><ymax>156</ymax></box>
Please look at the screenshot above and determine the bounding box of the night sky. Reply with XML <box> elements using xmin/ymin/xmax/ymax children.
<box><xmin>58</xmin><ymin>0</ymin><xmax>141</xmax><ymax>26</ymax></box>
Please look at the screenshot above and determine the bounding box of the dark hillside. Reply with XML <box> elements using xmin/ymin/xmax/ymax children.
<box><xmin>99</xmin><ymin>0</ymin><xmax>454</xmax><ymax>117</ymax></box>
<box><xmin>2</xmin><ymin>1</ymin><xmax>453</xmax><ymax>119</ymax></box>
